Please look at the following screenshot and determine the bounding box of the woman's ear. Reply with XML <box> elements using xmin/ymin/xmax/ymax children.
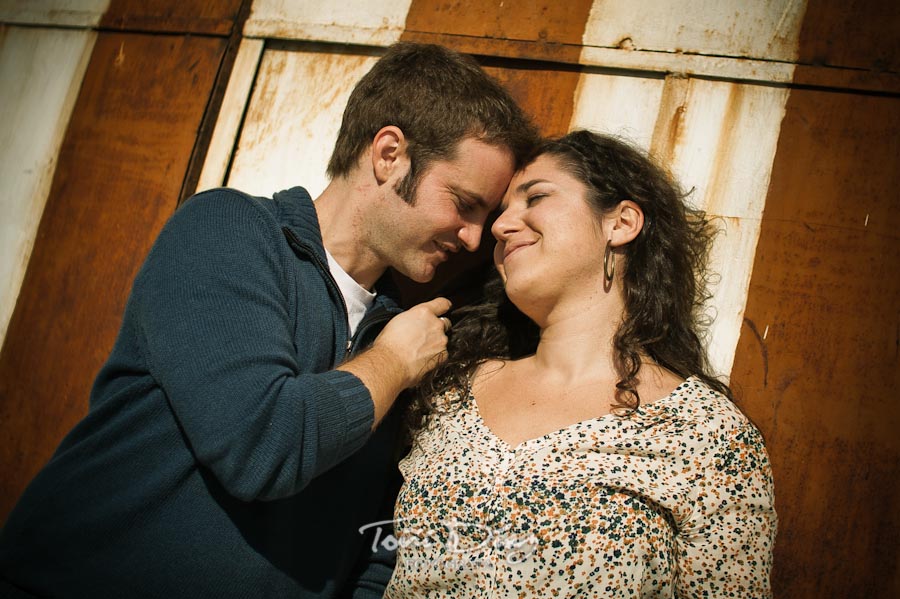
<box><xmin>370</xmin><ymin>126</ymin><xmax>408</xmax><ymax>184</ymax></box>
<box><xmin>609</xmin><ymin>200</ymin><xmax>644</xmax><ymax>246</ymax></box>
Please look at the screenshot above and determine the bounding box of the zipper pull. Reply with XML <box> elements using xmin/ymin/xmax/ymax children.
<box><xmin>346</xmin><ymin>339</ymin><xmax>352</xmax><ymax>352</ymax></box>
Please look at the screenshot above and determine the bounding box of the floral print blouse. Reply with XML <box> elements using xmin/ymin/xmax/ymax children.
<box><xmin>385</xmin><ymin>376</ymin><xmax>776</xmax><ymax>598</ymax></box>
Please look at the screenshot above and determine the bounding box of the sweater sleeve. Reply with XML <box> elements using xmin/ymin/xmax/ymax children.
<box><xmin>132</xmin><ymin>190</ymin><xmax>374</xmax><ymax>502</ymax></box>
<box><xmin>674</xmin><ymin>420</ymin><xmax>777</xmax><ymax>598</ymax></box>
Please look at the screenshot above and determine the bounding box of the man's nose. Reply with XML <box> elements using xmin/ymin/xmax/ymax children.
<box><xmin>457</xmin><ymin>221</ymin><xmax>484</xmax><ymax>252</ymax></box>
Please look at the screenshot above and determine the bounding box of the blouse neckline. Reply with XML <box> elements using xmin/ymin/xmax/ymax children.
<box><xmin>466</xmin><ymin>375</ymin><xmax>698</xmax><ymax>452</ymax></box>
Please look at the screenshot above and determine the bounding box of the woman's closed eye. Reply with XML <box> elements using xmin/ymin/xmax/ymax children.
<box><xmin>525</xmin><ymin>193</ymin><xmax>547</xmax><ymax>207</ymax></box>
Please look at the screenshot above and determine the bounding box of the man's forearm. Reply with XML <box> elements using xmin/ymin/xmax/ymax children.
<box><xmin>337</xmin><ymin>346</ymin><xmax>412</xmax><ymax>428</ymax></box>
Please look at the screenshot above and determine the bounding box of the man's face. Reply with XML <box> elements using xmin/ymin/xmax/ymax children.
<box><xmin>367</xmin><ymin>137</ymin><xmax>515</xmax><ymax>283</ymax></box>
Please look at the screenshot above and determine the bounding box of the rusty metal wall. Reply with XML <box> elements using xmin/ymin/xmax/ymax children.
<box><xmin>1</xmin><ymin>0</ymin><xmax>898</xmax><ymax>595</ymax></box>
<box><xmin>729</xmin><ymin>1</ymin><xmax>900</xmax><ymax>593</ymax></box>
<box><xmin>732</xmin><ymin>88</ymin><xmax>900</xmax><ymax>597</ymax></box>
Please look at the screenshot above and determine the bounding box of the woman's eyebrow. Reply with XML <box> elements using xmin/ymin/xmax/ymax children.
<box><xmin>515</xmin><ymin>179</ymin><xmax>550</xmax><ymax>194</ymax></box>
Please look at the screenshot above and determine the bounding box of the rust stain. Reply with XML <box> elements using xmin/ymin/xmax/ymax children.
<box><xmin>243</xmin><ymin>48</ymin><xmax>373</xmax><ymax>153</ymax></box>
<box><xmin>704</xmin><ymin>83</ymin><xmax>744</xmax><ymax>216</ymax></box>
<box><xmin>668</xmin><ymin>105</ymin><xmax>686</xmax><ymax>155</ymax></box>
<box><xmin>650</xmin><ymin>75</ymin><xmax>689</xmax><ymax>167</ymax></box>
<box><xmin>296</xmin><ymin>53</ymin><xmax>371</xmax><ymax>119</ymax></box>
<box><xmin>114</xmin><ymin>41</ymin><xmax>125</xmax><ymax>67</ymax></box>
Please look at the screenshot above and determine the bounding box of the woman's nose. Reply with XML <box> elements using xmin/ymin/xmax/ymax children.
<box><xmin>491</xmin><ymin>206</ymin><xmax>520</xmax><ymax>241</ymax></box>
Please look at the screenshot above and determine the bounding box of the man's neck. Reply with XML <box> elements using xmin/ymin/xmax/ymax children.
<box><xmin>314</xmin><ymin>177</ymin><xmax>385</xmax><ymax>290</ymax></box>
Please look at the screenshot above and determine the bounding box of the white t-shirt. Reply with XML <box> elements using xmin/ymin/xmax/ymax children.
<box><xmin>324</xmin><ymin>248</ymin><xmax>376</xmax><ymax>337</ymax></box>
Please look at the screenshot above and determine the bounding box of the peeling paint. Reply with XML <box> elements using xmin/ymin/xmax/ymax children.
<box><xmin>227</xmin><ymin>47</ymin><xmax>378</xmax><ymax>199</ymax></box>
<box><xmin>583</xmin><ymin>0</ymin><xmax>808</xmax><ymax>62</ymax></box>
<box><xmin>0</xmin><ymin>0</ymin><xmax>111</xmax><ymax>28</ymax></box>
<box><xmin>569</xmin><ymin>72</ymin><xmax>665</xmax><ymax>149</ymax></box>
<box><xmin>704</xmin><ymin>215</ymin><xmax>763</xmax><ymax>377</ymax></box>
<box><xmin>616</xmin><ymin>36</ymin><xmax>635</xmax><ymax>50</ymax></box>
<box><xmin>244</xmin><ymin>0</ymin><xmax>413</xmax><ymax>45</ymax></box>
<box><xmin>0</xmin><ymin>26</ymin><xmax>95</xmax><ymax>347</ymax></box>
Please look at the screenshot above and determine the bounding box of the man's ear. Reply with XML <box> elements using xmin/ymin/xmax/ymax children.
<box><xmin>608</xmin><ymin>200</ymin><xmax>644</xmax><ymax>246</ymax></box>
<box><xmin>371</xmin><ymin>126</ymin><xmax>407</xmax><ymax>184</ymax></box>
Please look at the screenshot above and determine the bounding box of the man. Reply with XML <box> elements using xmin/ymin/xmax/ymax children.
<box><xmin>0</xmin><ymin>42</ymin><xmax>536</xmax><ymax>597</ymax></box>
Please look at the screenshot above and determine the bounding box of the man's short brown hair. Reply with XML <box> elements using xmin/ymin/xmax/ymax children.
<box><xmin>327</xmin><ymin>42</ymin><xmax>538</xmax><ymax>203</ymax></box>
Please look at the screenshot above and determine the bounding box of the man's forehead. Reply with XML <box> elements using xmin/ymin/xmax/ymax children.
<box><xmin>429</xmin><ymin>143</ymin><xmax>513</xmax><ymax>199</ymax></box>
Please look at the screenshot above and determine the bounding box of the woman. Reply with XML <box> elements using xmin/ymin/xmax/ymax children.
<box><xmin>385</xmin><ymin>131</ymin><xmax>776</xmax><ymax>597</ymax></box>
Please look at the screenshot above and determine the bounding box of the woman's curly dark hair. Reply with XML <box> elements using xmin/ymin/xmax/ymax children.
<box><xmin>408</xmin><ymin>130</ymin><xmax>732</xmax><ymax>432</ymax></box>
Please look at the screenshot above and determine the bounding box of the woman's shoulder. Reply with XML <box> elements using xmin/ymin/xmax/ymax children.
<box><xmin>648</xmin><ymin>376</ymin><xmax>761</xmax><ymax>446</ymax></box>
<box><xmin>663</xmin><ymin>375</ymin><xmax>739</xmax><ymax>416</ymax></box>
<box><xmin>682</xmin><ymin>377</ymin><xmax>768</xmax><ymax>453</ymax></box>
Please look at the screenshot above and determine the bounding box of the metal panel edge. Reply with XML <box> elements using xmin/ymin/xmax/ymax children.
<box><xmin>196</xmin><ymin>37</ymin><xmax>265</xmax><ymax>192</ymax></box>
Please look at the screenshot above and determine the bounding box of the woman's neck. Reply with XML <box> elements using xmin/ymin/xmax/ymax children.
<box><xmin>526</xmin><ymin>289</ymin><xmax>625</xmax><ymax>383</ymax></box>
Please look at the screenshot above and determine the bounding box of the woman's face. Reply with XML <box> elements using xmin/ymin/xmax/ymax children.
<box><xmin>491</xmin><ymin>154</ymin><xmax>607</xmax><ymax>310</ymax></box>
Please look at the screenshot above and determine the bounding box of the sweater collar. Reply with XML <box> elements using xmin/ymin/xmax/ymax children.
<box><xmin>271</xmin><ymin>186</ymin><xmax>325</xmax><ymax>260</ymax></box>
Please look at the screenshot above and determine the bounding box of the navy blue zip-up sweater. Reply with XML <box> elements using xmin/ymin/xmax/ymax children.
<box><xmin>0</xmin><ymin>187</ymin><xmax>401</xmax><ymax>597</ymax></box>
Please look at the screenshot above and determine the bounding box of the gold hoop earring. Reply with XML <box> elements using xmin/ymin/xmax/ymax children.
<box><xmin>603</xmin><ymin>240</ymin><xmax>615</xmax><ymax>283</ymax></box>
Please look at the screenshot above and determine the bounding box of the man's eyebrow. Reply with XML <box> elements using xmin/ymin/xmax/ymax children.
<box><xmin>515</xmin><ymin>179</ymin><xmax>550</xmax><ymax>194</ymax></box>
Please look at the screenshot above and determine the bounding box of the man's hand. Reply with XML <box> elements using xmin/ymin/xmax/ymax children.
<box><xmin>371</xmin><ymin>297</ymin><xmax>452</xmax><ymax>387</ymax></box>
<box><xmin>337</xmin><ymin>297</ymin><xmax>451</xmax><ymax>426</ymax></box>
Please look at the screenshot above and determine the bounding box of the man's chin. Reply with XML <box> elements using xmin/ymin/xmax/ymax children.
<box><xmin>407</xmin><ymin>271</ymin><xmax>436</xmax><ymax>284</ymax></box>
<box><xmin>399</xmin><ymin>263</ymin><xmax>437</xmax><ymax>284</ymax></box>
